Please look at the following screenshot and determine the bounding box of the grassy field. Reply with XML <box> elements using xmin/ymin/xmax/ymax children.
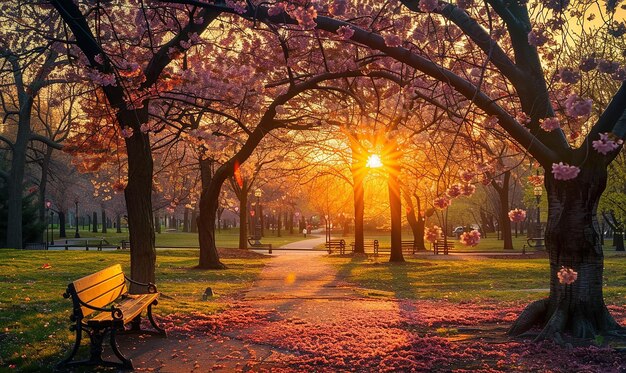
<box><xmin>328</xmin><ymin>253</ymin><xmax>626</xmax><ymax>304</ymax></box>
<box><xmin>43</xmin><ymin>227</ymin><xmax>306</xmax><ymax>248</ymax></box>
<box><xmin>0</xmin><ymin>249</ymin><xmax>268</xmax><ymax>371</ymax></box>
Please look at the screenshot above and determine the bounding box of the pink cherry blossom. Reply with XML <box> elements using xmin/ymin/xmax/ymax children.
<box><xmin>329</xmin><ymin>0</ymin><xmax>348</xmax><ymax>16</ymax></box>
<box><xmin>539</xmin><ymin>117</ymin><xmax>560</xmax><ymax>131</ymax></box>
<box><xmin>457</xmin><ymin>0</ymin><xmax>474</xmax><ymax>9</ymax></box>
<box><xmin>419</xmin><ymin>0</ymin><xmax>439</xmax><ymax>12</ymax></box>
<box><xmin>121</xmin><ymin>126</ymin><xmax>134</xmax><ymax>138</ymax></box>
<box><xmin>516</xmin><ymin>112</ymin><xmax>531</xmax><ymax>125</ymax></box>
<box><xmin>461</xmin><ymin>184</ymin><xmax>476</xmax><ymax>196</ymax></box>
<box><xmin>433</xmin><ymin>196</ymin><xmax>451</xmax><ymax>210</ymax></box>
<box><xmin>564</xmin><ymin>94</ymin><xmax>592</xmax><ymax>118</ymax></box>
<box><xmin>551</xmin><ymin>162</ymin><xmax>580</xmax><ymax>181</ymax></box>
<box><xmin>592</xmin><ymin>132</ymin><xmax>623</xmax><ymax>155</ymax></box>
<box><xmin>558</xmin><ymin>67</ymin><xmax>580</xmax><ymax>84</ymax></box>
<box><xmin>446</xmin><ymin>184</ymin><xmax>463</xmax><ymax>198</ymax></box>
<box><xmin>460</xmin><ymin>229</ymin><xmax>481</xmax><ymax>246</ymax></box>
<box><xmin>268</xmin><ymin>3</ymin><xmax>286</xmax><ymax>16</ymax></box>
<box><xmin>527</xmin><ymin>29</ymin><xmax>548</xmax><ymax>47</ymax></box>
<box><xmin>225</xmin><ymin>0</ymin><xmax>247</xmax><ymax>14</ymax></box>
<box><xmin>508</xmin><ymin>208</ymin><xmax>527</xmax><ymax>222</ymax></box>
<box><xmin>424</xmin><ymin>225</ymin><xmax>442</xmax><ymax>243</ymax></box>
<box><xmin>336</xmin><ymin>25</ymin><xmax>354</xmax><ymax>40</ymax></box>
<box><xmin>483</xmin><ymin>115</ymin><xmax>499</xmax><ymax>129</ymax></box>
<box><xmin>579</xmin><ymin>56</ymin><xmax>597</xmax><ymax>72</ymax></box>
<box><xmin>292</xmin><ymin>6</ymin><xmax>318</xmax><ymax>29</ymax></box>
<box><xmin>459</xmin><ymin>169</ymin><xmax>475</xmax><ymax>183</ymax></box>
<box><xmin>557</xmin><ymin>266</ymin><xmax>578</xmax><ymax>285</ymax></box>
<box><xmin>383</xmin><ymin>34</ymin><xmax>402</xmax><ymax>48</ymax></box>
<box><xmin>612</xmin><ymin>68</ymin><xmax>626</xmax><ymax>81</ymax></box>
<box><xmin>597</xmin><ymin>59</ymin><xmax>619</xmax><ymax>74</ymax></box>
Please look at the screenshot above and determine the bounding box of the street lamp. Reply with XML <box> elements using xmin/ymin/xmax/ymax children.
<box><xmin>74</xmin><ymin>199</ymin><xmax>81</xmax><ymax>238</ymax></box>
<box><xmin>45</xmin><ymin>200</ymin><xmax>52</xmax><ymax>247</ymax></box>
<box><xmin>533</xmin><ymin>186</ymin><xmax>543</xmax><ymax>248</ymax></box>
<box><xmin>324</xmin><ymin>214</ymin><xmax>330</xmax><ymax>244</ymax></box>
<box><xmin>254</xmin><ymin>188</ymin><xmax>262</xmax><ymax>240</ymax></box>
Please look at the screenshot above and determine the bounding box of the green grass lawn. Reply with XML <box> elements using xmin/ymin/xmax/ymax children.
<box><xmin>44</xmin><ymin>227</ymin><xmax>306</xmax><ymax>248</ymax></box>
<box><xmin>0</xmin><ymin>249</ymin><xmax>267</xmax><ymax>371</ymax></box>
<box><xmin>328</xmin><ymin>253</ymin><xmax>626</xmax><ymax>304</ymax></box>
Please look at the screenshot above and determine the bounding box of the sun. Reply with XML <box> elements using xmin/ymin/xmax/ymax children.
<box><xmin>366</xmin><ymin>154</ymin><xmax>383</xmax><ymax>168</ymax></box>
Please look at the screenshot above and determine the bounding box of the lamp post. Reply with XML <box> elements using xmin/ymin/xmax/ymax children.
<box><xmin>74</xmin><ymin>200</ymin><xmax>81</xmax><ymax>238</ymax></box>
<box><xmin>45</xmin><ymin>200</ymin><xmax>52</xmax><ymax>247</ymax></box>
<box><xmin>533</xmin><ymin>186</ymin><xmax>543</xmax><ymax>248</ymax></box>
<box><xmin>254</xmin><ymin>188</ymin><xmax>262</xmax><ymax>241</ymax></box>
<box><xmin>324</xmin><ymin>214</ymin><xmax>330</xmax><ymax>244</ymax></box>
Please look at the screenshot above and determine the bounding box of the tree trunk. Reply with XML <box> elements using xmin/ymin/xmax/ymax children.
<box><xmin>124</xmin><ymin>131</ymin><xmax>156</xmax><ymax>291</ymax></box>
<box><xmin>388</xmin><ymin>163</ymin><xmax>404</xmax><ymax>262</ymax></box>
<box><xmin>492</xmin><ymin>171</ymin><xmax>514</xmax><ymax>250</ymax></box>
<box><xmin>92</xmin><ymin>212</ymin><xmax>98</xmax><ymax>233</ymax></box>
<box><xmin>101</xmin><ymin>209</ymin><xmax>107</xmax><ymax>233</ymax></box>
<box><xmin>191</xmin><ymin>208</ymin><xmax>197</xmax><ymax>233</ymax></box>
<box><xmin>154</xmin><ymin>213</ymin><xmax>161</xmax><ymax>234</ymax></box>
<box><xmin>508</xmin><ymin>165</ymin><xmax>622</xmax><ymax>340</ymax></box>
<box><xmin>239</xmin><ymin>193</ymin><xmax>248</xmax><ymax>249</ymax></box>
<box><xmin>116</xmin><ymin>214</ymin><xmax>122</xmax><ymax>233</ymax></box>
<box><xmin>59</xmin><ymin>210</ymin><xmax>66</xmax><ymax>238</ymax></box>
<box><xmin>351</xmin><ymin>160</ymin><xmax>366</xmax><ymax>254</ymax></box>
<box><xmin>197</xmin><ymin>158</ymin><xmax>226</xmax><ymax>269</ymax></box>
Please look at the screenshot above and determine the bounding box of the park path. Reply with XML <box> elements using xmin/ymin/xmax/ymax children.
<box><xmin>116</xmin><ymin>236</ymin><xmax>396</xmax><ymax>372</ymax></box>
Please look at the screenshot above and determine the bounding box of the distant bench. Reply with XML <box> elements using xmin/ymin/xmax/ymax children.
<box><xmin>350</xmin><ymin>239</ymin><xmax>380</xmax><ymax>254</ymax></box>
<box><xmin>48</xmin><ymin>238</ymin><xmax>120</xmax><ymax>251</ymax></box>
<box><xmin>401</xmin><ymin>240</ymin><xmax>419</xmax><ymax>254</ymax></box>
<box><xmin>57</xmin><ymin>264</ymin><xmax>166</xmax><ymax>370</ymax></box>
<box><xmin>248</xmin><ymin>237</ymin><xmax>273</xmax><ymax>253</ymax></box>
<box><xmin>325</xmin><ymin>239</ymin><xmax>346</xmax><ymax>254</ymax></box>
<box><xmin>433</xmin><ymin>239</ymin><xmax>454</xmax><ymax>255</ymax></box>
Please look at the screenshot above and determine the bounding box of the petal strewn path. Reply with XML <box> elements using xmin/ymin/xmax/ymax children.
<box><xmin>114</xmin><ymin>238</ymin><xmax>626</xmax><ymax>372</ymax></box>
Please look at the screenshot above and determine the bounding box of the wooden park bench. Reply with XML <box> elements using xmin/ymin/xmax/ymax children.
<box><xmin>48</xmin><ymin>237</ymin><xmax>120</xmax><ymax>251</ymax></box>
<box><xmin>325</xmin><ymin>239</ymin><xmax>346</xmax><ymax>254</ymax></box>
<box><xmin>56</xmin><ymin>264</ymin><xmax>166</xmax><ymax>370</ymax></box>
<box><xmin>350</xmin><ymin>239</ymin><xmax>380</xmax><ymax>254</ymax></box>
<box><xmin>433</xmin><ymin>239</ymin><xmax>454</xmax><ymax>255</ymax></box>
<box><xmin>248</xmin><ymin>237</ymin><xmax>273</xmax><ymax>253</ymax></box>
<box><xmin>527</xmin><ymin>237</ymin><xmax>545</xmax><ymax>249</ymax></box>
<box><xmin>401</xmin><ymin>240</ymin><xmax>419</xmax><ymax>254</ymax></box>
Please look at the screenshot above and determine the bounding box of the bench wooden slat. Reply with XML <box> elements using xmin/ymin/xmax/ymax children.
<box><xmin>88</xmin><ymin>293</ymin><xmax>159</xmax><ymax>326</ymax></box>
<box><xmin>75</xmin><ymin>274</ymin><xmax>127</xmax><ymax>317</ymax></box>
<box><xmin>72</xmin><ymin>264</ymin><xmax>123</xmax><ymax>293</ymax></box>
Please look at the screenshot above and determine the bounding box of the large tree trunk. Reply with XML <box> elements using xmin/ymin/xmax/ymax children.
<box><xmin>197</xmin><ymin>158</ymin><xmax>225</xmax><ymax>269</ymax></box>
<box><xmin>388</xmin><ymin>159</ymin><xmax>404</xmax><ymax>262</ymax></box>
<box><xmin>101</xmin><ymin>208</ymin><xmax>107</xmax><ymax>233</ymax></box>
<box><xmin>124</xmin><ymin>131</ymin><xmax>156</xmax><ymax>291</ymax></box>
<box><xmin>350</xmin><ymin>143</ymin><xmax>366</xmax><ymax>254</ymax></box>
<box><xmin>509</xmin><ymin>165</ymin><xmax>622</xmax><ymax>340</ymax></box>
<box><xmin>239</xmin><ymin>192</ymin><xmax>248</xmax><ymax>249</ymax></box>
<box><xmin>405</xmin><ymin>195</ymin><xmax>426</xmax><ymax>251</ymax></box>
<box><xmin>58</xmin><ymin>210</ymin><xmax>66</xmax><ymax>238</ymax></box>
<box><xmin>492</xmin><ymin>171</ymin><xmax>514</xmax><ymax>250</ymax></box>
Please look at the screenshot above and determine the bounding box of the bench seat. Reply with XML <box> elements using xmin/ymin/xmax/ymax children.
<box><xmin>88</xmin><ymin>293</ymin><xmax>160</xmax><ymax>327</ymax></box>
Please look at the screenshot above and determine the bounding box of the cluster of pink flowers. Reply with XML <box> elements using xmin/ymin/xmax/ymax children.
<box><xmin>329</xmin><ymin>0</ymin><xmax>348</xmax><ymax>16</ymax></box>
<box><xmin>460</xmin><ymin>169</ymin><xmax>475</xmax><ymax>183</ymax></box>
<box><xmin>508</xmin><ymin>208</ymin><xmax>527</xmax><ymax>222</ymax></box>
<box><xmin>336</xmin><ymin>25</ymin><xmax>354</xmax><ymax>40</ymax></box>
<box><xmin>446</xmin><ymin>184</ymin><xmax>462</xmax><ymax>198</ymax></box>
<box><xmin>268</xmin><ymin>3</ymin><xmax>286</xmax><ymax>16</ymax></box>
<box><xmin>516</xmin><ymin>112</ymin><xmax>531</xmax><ymax>125</ymax></box>
<box><xmin>225</xmin><ymin>0</ymin><xmax>247</xmax><ymax>14</ymax></box>
<box><xmin>384</xmin><ymin>34</ymin><xmax>403</xmax><ymax>48</ymax></box>
<box><xmin>592</xmin><ymin>132</ymin><xmax>623</xmax><ymax>155</ymax></box>
<box><xmin>460</xmin><ymin>230</ymin><xmax>481</xmax><ymax>247</ymax></box>
<box><xmin>527</xmin><ymin>29</ymin><xmax>548</xmax><ymax>47</ymax></box>
<box><xmin>564</xmin><ymin>93</ymin><xmax>592</xmax><ymax>118</ymax></box>
<box><xmin>579</xmin><ymin>56</ymin><xmax>597</xmax><ymax>72</ymax></box>
<box><xmin>527</xmin><ymin>174</ymin><xmax>544</xmax><ymax>187</ymax></box>
<box><xmin>558</xmin><ymin>67</ymin><xmax>580</xmax><ymax>84</ymax></box>
<box><xmin>86</xmin><ymin>69</ymin><xmax>117</xmax><ymax>87</ymax></box>
<box><xmin>557</xmin><ymin>266</ymin><xmax>578</xmax><ymax>285</ymax></box>
<box><xmin>539</xmin><ymin>117</ymin><xmax>560</xmax><ymax>132</ymax></box>
<box><xmin>461</xmin><ymin>184</ymin><xmax>476</xmax><ymax>196</ymax></box>
<box><xmin>456</xmin><ymin>0</ymin><xmax>474</xmax><ymax>9</ymax></box>
<box><xmin>598</xmin><ymin>59</ymin><xmax>619</xmax><ymax>74</ymax></box>
<box><xmin>419</xmin><ymin>0</ymin><xmax>439</xmax><ymax>12</ymax></box>
<box><xmin>292</xmin><ymin>6</ymin><xmax>317</xmax><ymax>29</ymax></box>
<box><xmin>433</xmin><ymin>196</ymin><xmax>451</xmax><ymax>210</ymax></box>
<box><xmin>424</xmin><ymin>225</ymin><xmax>442</xmax><ymax>243</ymax></box>
<box><xmin>121</xmin><ymin>126</ymin><xmax>134</xmax><ymax>138</ymax></box>
<box><xmin>551</xmin><ymin>162</ymin><xmax>580</xmax><ymax>181</ymax></box>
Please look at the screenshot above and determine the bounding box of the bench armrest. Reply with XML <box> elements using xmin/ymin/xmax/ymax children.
<box><xmin>125</xmin><ymin>276</ymin><xmax>158</xmax><ymax>293</ymax></box>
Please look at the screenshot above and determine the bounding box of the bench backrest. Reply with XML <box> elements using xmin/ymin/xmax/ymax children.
<box><xmin>67</xmin><ymin>264</ymin><xmax>127</xmax><ymax>318</ymax></box>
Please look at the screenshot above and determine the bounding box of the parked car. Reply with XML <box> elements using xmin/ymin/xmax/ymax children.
<box><xmin>453</xmin><ymin>226</ymin><xmax>465</xmax><ymax>238</ymax></box>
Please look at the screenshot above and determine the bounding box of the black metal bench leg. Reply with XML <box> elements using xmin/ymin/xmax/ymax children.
<box><xmin>56</xmin><ymin>323</ymin><xmax>83</xmax><ymax>369</ymax></box>
<box><xmin>110</xmin><ymin>327</ymin><xmax>134</xmax><ymax>370</ymax></box>
<box><xmin>148</xmin><ymin>303</ymin><xmax>167</xmax><ymax>337</ymax></box>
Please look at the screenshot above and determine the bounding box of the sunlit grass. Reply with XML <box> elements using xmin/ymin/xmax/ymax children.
<box><xmin>0</xmin><ymin>249</ymin><xmax>267</xmax><ymax>371</ymax></box>
<box><xmin>329</xmin><ymin>254</ymin><xmax>626</xmax><ymax>304</ymax></box>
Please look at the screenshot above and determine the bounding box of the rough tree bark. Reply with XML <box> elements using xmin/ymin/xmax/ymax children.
<box><xmin>405</xmin><ymin>194</ymin><xmax>426</xmax><ymax>251</ymax></box>
<box><xmin>509</xmin><ymin>165</ymin><xmax>622</xmax><ymax>340</ymax></box>
<box><xmin>197</xmin><ymin>157</ymin><xmax>226</xmax><ymax>269</ymax></box>
<box><xmin>491</xmin><ymin>171</ymin><xmax>513</xmax><ymax>250</ymax></box>
<box><xmin>350</xmin><ymin>141</ymin><xmax>366</xmax><ymax>254</ymax></box>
